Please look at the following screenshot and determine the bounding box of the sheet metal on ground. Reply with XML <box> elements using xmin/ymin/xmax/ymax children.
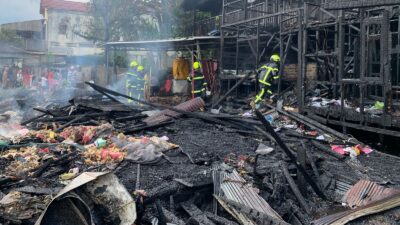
<box><xmin>213</xmin><ymin>166</ymin><xmax>286</xmax><ymax>224</ymax></box>
<box><xmin>143</xmin><ymin>97</ymin><xmax>205</xmax><ymax>126</ymax></box>
<box><xmin>313</xmin><ymin>180</ymin><xmax>400</xmax><ymax>225</ymax></box>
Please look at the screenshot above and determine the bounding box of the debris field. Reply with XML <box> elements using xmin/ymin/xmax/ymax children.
<box><xmin>0</xmin><ymin>83</ymin><xmax>400</xmax><ymax>225</ymax></box>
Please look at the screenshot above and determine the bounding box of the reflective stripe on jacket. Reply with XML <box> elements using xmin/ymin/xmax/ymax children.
<box><xmin>187</xmin><ymin>71</ymin><xmax>207</xmax><ymax>94</ymax></box>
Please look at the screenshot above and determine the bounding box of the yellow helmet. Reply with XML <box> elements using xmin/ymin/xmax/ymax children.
<box><xmin>137</xmin><ymin>65</ymin><xmax>144</xmax><ymax>72</ymax></box>
<box><xmin>270</xmin><ymin>54</ymin><xmax>280</xmax><ymax>63</ymax></box>
<box><xmin>130</xmin><ymin>60</ymin><xmax>138</xmax><ymax>68</ymax></box>
<box><xmin>193</xmin><ymin>61</ymin><xmax>201</xmax><ymax>70</ymax></box>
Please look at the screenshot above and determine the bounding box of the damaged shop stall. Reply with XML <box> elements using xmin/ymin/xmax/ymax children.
<box><xmin>104</xmin><ymin>36</ymin><xmax>232</xmax><ymax>104</ymax></box>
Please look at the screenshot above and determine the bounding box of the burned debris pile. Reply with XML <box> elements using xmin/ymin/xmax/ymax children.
<box><xmin>1</xmin><ymin>83</ymin><xmax>400</xmax><ymax>225</ymax></box>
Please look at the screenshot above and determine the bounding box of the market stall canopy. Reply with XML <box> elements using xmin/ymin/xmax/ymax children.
<box><xmin>105</xmin><ymin>36</ymin><xmax>233</xmax><ymax>51</ymax></box>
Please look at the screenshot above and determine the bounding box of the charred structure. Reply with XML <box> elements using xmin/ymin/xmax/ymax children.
<box><xmin>218</xmin><ymin>0</ymin><xmax>400</xmax><ymax>137</ymax></box>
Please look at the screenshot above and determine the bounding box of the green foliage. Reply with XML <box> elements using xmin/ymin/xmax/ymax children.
<box><xmin>81</xmin><ymin>0</ymin><xmax>218</xmax><ymax>49</ymax></box>
<box><xmin>0</xmin><ymin>29</ymin><xmax>24</xmax><ymax>47</ymax></box>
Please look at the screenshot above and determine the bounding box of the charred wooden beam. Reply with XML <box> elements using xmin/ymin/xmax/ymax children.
<box><xmin>204</xmin><ymin>212</ymin><xmax>239</xmax><ymax>225</ymax></box>
<box><xmin>55</xmin><ymin>115</ymin><xmax>86</xmax><ymax>132</ymax></box>
<box><xmin>161</xmin><ymin>207</ymin><xmax>185</xmax><ymax>225</ymax></box>
<box><xmin>255</xmin><ymin>110</ymin><xmax>326</xmax><ymax>200</ymax></box>
<box><xmin>181</xmin><ymin>202</ymin><xmax>216</xmax><ymax>225</ymax></box>
<box><xmin>121</xmin><ymin>121</ymin><xmax>174</xmax><ymax>133</ymax></box>
<box><xmin>31</xmin><ymin>152</ymin><xmax>77</xmax><ymax>178</ymax></box>
<box><xmin>86</xmin><ymin>82</ymin><xmax>240</xmax><ymax>129</ymax></box>
<box><xmin>280</xmin><ymin>161</ymin><xmax>311</xmax><ymax>215</ymax></box>
<box><xmin>212</xmin><ymin>72</ymin><xmax>252</xmax><ymax>108</ymax></box>
<box><xmin>311</xmin><ymin>141</ymin><xmax>346</xmax><ymax>160</ymax></box>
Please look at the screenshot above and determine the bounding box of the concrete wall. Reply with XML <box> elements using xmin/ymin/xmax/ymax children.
<box><xmin>46</xmin><ymin>9</ymin><xmax>101</xmax><ymax>56</ymax></box>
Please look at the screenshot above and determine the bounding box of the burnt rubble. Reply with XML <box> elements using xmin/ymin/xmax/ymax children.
<box><xmin>1</xmin><ymin>83</ymin><xmax>400</xmax><ymax>225</ymax></box>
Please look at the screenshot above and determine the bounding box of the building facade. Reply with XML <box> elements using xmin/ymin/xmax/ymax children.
<box><xmin>40</xmin><ymin>0</ymin><xmax>101</xmax><ymax>56</ymax></box>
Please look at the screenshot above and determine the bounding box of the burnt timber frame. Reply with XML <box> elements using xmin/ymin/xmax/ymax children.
<box><xmin>300</xmin><ymin>3</ymin><xmax>400</xmax><ymax>137</ymax></box>
<box><xmin>219</xmin><ymin>0</ymin><xmax>400</xmax><ymax>137</ymax></box>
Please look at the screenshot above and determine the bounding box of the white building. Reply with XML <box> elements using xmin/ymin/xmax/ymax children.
<box><xmin>40</xmin><ymin>0</ymin><xmax>101</xmax><ymax>56</ymax></box>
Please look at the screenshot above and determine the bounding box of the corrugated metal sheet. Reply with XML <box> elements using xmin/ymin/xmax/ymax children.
<box><xmin>143</xmin><ymin>97</ymin><xmax>205</xmax><ymax>126</ymax></box>
<box><xmin>215</xmin><ymin>167</ymin><xmax>287</xmax><ymax>224</ymax></box>
<box><xmin>313</xmin><ymin>180</ymin><xmax>400</xmax><ymax>225</ymax></box>
<box><xmin>343</xmin><ymin>180</ymin><xmax>400</xmax><ymax>209</ymax></box>
<box><xmin>313</xmin><ymin>193</ymin><xmax>400</xmax><ymax>225</ymax></box>
<box><xmin>40</xmin><ymin>0</ymin><xmax>89</xmax><ymax>14</ymax></box>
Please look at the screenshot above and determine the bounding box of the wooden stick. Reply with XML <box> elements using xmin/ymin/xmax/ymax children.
<box><xmin>311</xmin><ymin>140</ymin><xmax>346</xmax><ymax>160</ymax></box>
<box><xmin>255</xmin><ymin>110</ymin><xmax>326</xmax><ymax>200</ymax></box>
<box><xmin>280</xmin><ymin>161</ymin><xmax>311</xmax><ymax>215</ymax></box>
<box><xmin>55</xmin><ymin>115</ymin><xmax>85</xmax><ymax>132</ymax></box>
<box><xmin>212</xmin><ymin>72</ymin><xmax>252</xmax><ymax>108</ymax></box>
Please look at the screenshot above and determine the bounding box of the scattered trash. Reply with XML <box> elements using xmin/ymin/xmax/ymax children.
<box><xmin>331</xmin><ymin>144</ymin><xmax>373</xmax><ymax>157</ymax></box>
<box><xmin>255</xmin><ymin>143</ymin><xmax>274</xmax><ymax>155</ymax></box>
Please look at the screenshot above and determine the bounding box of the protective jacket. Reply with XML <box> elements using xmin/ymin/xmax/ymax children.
<box><xmin>255</xmin><ymin>62</ymin><xmax>280</xmax><ymax>103</ymax></box>
<box><xmin>187</xmin><ymin>70</ymin><xmax>207</xmax><ymax>97</ymax></box>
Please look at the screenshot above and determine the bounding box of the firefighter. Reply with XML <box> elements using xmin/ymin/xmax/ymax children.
<box><xmin>136</xmin><ymin>65</ymin><xmax>145</xmax><ymax>101</ymax></box>
<box><xmin>252</xmin><ymin>54</ymin><xmax>280</xmax><ymax>108</ymax></box>
<box><xmin>187</xmin><ymin>61</ymin><xmax>207</xmax><ymax>98</ymax></box>
<box><xmin>126</xmin><ymin>60</ymin><xmax>138</xmax><ymax>103</ymax></box>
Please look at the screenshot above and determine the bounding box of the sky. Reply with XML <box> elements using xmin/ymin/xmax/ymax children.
<box><xmin>0</xmin><ymin>0</ymin><xmax>90</xmax><ymax>25</ymax></box>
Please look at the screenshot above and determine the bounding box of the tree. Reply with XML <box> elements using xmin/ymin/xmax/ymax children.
<box><xmin>81</xmin><ymin>0</ymin><xmax>190</xmax><ymax>44</ymax></box>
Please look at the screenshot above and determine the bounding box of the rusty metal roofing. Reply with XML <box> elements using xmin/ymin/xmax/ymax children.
<box><xmin>313</xmin><ymin>180</ymin><xmax>400</xmax><ymax>225</ymax></box>
<box><xmin>214</xmin><ymin>166</ymin><xmax>287</xmax><ymax>224</ymax></box>
<box><xmin>343</xmin><ymin>180</ymin><xmax>400</xmax><ymax>209</ymax></box>
<box><xmin>40</xmin><ymin>0</ymin><xmax>89</xmax><ymax>14</ymax></box>
<box><xmin>313</xmin><ymin>193</ymin><xmax>400</xmax><ymax>225</ymax></box>
<box><xmin>143</xmin><ymin>97</ymin><xmax>205</xmax><ymax>126</ymax></box>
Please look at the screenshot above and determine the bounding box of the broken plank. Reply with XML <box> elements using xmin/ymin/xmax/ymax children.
<box><xmin>122</xmin><ymin>121</ymin><xmax>174</xmax><ymax>133</ymax></box>
<box><xmin>255</xmin><ymin>110</ymin><xmax>326</xmax><ymax>200</ymax></box>
<box><xmin>212</xmin><ymin>72</ymin><xmax>252</xmax><ymax>108</ymax></box>
<box><xmin>280</xmin><ymin>161</ymin><xmax>311</xmax><ymax>215</ymax></box>
<box><xmin>204</xmin><ymin>211</ymin><xmax>239</xmax><ymax>225</ymax></box>
<box><xmin>311</xmin><ymin>140</ymin><xmax>346</xmax><ymax>160</ymax></box>
<box><xmin>55</xmin><ymin>115</ymin><xmax>86</xmax><ymax>132</ymax></box>
<box><xmin>161</xmin><ymin>207</ymin><xmax>185</xmax><ymax>225</ymax></box>
<box><xmin>181</xmin><ymin>202</ymin><xmax>216</xmax><ymax>225</ymax></box>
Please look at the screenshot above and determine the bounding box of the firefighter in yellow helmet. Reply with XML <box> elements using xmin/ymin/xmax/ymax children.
<box><xmin>136</xmin><ymin>65</ymin><xmax>145</xmax><ymax>101</ymax></box>
<box><xmin>253</xmin><ymin>54</ymin><xmax>281</xmax><ymax>108</ymax></box>
<box><xmin>126</xmin><ymin>60</ymin><xmax>138</xmax><ymax>103</ymax></box>
<box><xmin>187</xmin><ymin>61</ymin><xmax>207</xmax><ymax>98</ymax></box>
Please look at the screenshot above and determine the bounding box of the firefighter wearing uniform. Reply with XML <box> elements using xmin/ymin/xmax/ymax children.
<box><xmin>254</xmin><ymin>54</ymin><xmax>280</xmax><ymax>106</ymax></box>
<box><xmin>126</xmin><ymin>60</ymin><xmax>139</xmax><ymax>103</ymax></box>
<box><xmin>187</xmin><ymin>62</ymin><xmax>207</xmax><ymax>98</ymax></box>
<box><xmin>136</xmin><ymin>65</ymin><xmax>145</xmax><ymax>101</ymax></box>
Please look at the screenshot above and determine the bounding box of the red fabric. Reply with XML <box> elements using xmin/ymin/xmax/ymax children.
<box><xmin>48</xmin><ymin>71</ymin><xmax>57</xmax><ymax>89</ymax></box>
<box><xmin>22</xmin><ymin>69</ymin><xmax>30</xmax><ymax>88</ymax></box>
<box><xmin>164</xmin><ymin>79</ymin><xmax>173</xmax><ymax>93</ymax></box>
<box><xmin>40</xmin><ymin>0</ymin><xmax>89</xmax><ymax>14</ymax></box>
